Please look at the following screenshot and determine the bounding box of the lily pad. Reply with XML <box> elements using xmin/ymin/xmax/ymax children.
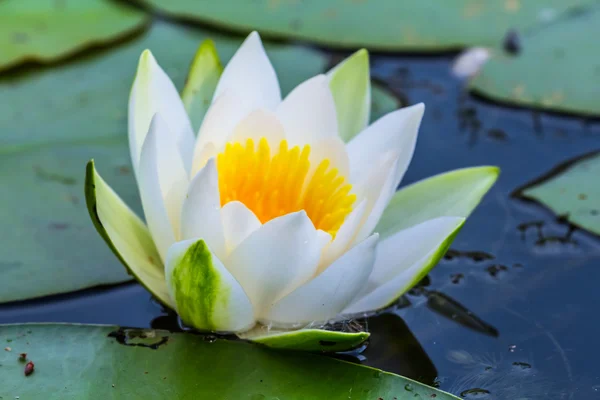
<box><xmin>0</xmin><ymin>324</ymin><xmax>459</xmax><ymax>399</ymax></box>
<box><xmin>136</xmin><ymin>0</ymin><xmax>595</xmax><ymax>50</ymax></box>
<box><xmin>515</xmin><ymin>151</ymin><xmax>600</xmax><ymax>236</ymax></box>
<box><xmin>0</xmin><ymin>0</ymin><xmax>149</xmax><ymax>71</ymax></box>
<box><xmin>0</xmin><ymin>22</ymin><xmax>330</xmax><ymax>304</ymax></box>
<box><xmin>470</xmin><ymin>5</ymin><xmax>600</xmax><ymax>116</ymax></box>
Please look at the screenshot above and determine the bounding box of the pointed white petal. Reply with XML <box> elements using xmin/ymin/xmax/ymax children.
<box><xmin>277</xmin><ymin>75</ymin><xmax>338</xmax><ymax>146</ymax></box>
<box><xmin>369</xmin><ymin>217</ymin><xmax>465</xmax><ymax>286</ymax></box>
<box><xmin>225</xmin><ymin>211</ymin><xmax>326</xmax><ymax>318</ymax></box>
<box><xmin>191</xmin><ymin>92</ymin><xmax>253</xmax><ymax>177</ymax></box>
<box><xmin>220</xmin><ymin>201</ymin><xmax>261</xmax><ymax>255</ymax></box>
<box><xmin>351</xmin><ymin>151</ymin><xmax>398</xmax><ymax>242</ymax></box>
<box><xmin>228</xmin><ymin>109</ymin><xmax>286</xmax><ymax>148</ymax></box>
<box><xmin>347</xmin><ymin>103</ymin><xmax>424</xmax><ymax>185</ymax></box>
<box><xmin>190</xmin><ymin>142</ymin><xmax>218</xmax><ymax>177</ymax></box>
<box><xmin>166</xmin><ymin>239</ymin><xmax>255</xmax><ymax>332</ymax></box>
<box><xmin>320</xmin><ymin>200</ymin><xmax>367</xmax><ymax>270</ymax></box>
<box><xmin>343</xmin><ymin>218</ymin><xmax>465</xmax><ymax>314</ymax></box>
<box><xmin>327</xmin><ymin>49</ymin><xmax>371</xmax><ymax>142</ymax></box>
<box><xmin>213</xmin><ymin>31</ymin><xmax>281</xmax><ymax>110</ymax></box>
<box><xmin>263</xmin><ymin>234</ymin><xmax>378</xmax><ymax>327</ymax></box>
<box><xmin>129</xmin><ymin>50</ymin><xmax>194</xmax><ymax>178</ymax></box>
<box><xmin>138</xmin><ymin>114</ymin><xmax>188</xmax><ymax>260</ymax></box>
<box><xmin>179</xmin><ymin>159</ymin><xmax>226</xmax><ymax>260</ymax></box>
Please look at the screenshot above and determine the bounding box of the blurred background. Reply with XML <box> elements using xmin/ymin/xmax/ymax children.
<box><xmin>1</xmin><ymin>1</ymin><xmax>600</xmax><ymax>398</ymax></box>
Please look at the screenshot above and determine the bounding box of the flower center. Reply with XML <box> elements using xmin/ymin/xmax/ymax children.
<box><xmin>216</xmin><ymin>138</ymin><xmax>355</xmax><ymax>237</ymax></box>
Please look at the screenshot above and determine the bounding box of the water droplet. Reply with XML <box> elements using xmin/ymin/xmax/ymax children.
<box><xmin>512</xmin><ymin>361</ymin><xmax>532</xmax><ymax>369</ymax></box>
<box><xmin>508</xmin><ymin>344</ymin><xmax>517</xmax><ymax>352</ymax></box>
<box><xmin>460</xmin><ymin>388</ymin><xmax>490</xmax><ymax>398</ymax></box>
<box><xmin>405</xmin><ymin>383</ymin><xmax>414</xmax><ymax>392</ymax></box>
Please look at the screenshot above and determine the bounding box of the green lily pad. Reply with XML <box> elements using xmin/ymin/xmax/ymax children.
<box><xmin>239</xmin><ymin>326</ymin><xmax>370</xmax><ymax>352</ymax></box>
<box><xmin>516</xmin><ymin>151</ymin><xmax>600</xmax><ymax>235</ymax></box>
<box><xmin>0</xmin><ymin>0</ymin><xmax>149</xmax><ymax>72</ymax></box>
<box><xmin>0</xmin><ymin>21</ymin><xmax>330</xmax><ymax>304</ymax></box>
<box><xmin>0</xmin><ymin>324</ymin><xmax>459</xmax><ymax>399</ymax></box>
<box><xmin>136</xmin><ymin>0</ymin><xmax>595</xmax><ymax>50</ymax></box>
<box><xmin>470</xmin><ymin>5</ymin><xmax>600</xmax><ymax>116</ymax></box>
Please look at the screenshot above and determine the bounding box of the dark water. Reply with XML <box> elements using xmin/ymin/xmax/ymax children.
<box><xmin>2</xmin><ymin>55</ymin><xmax>600</xmax><ymax>399</ymax></box>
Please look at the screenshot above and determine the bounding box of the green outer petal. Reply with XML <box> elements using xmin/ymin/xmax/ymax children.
<box><xmin>84</xmin><ymin>160</ymin><xmax>172</xmax><ymax>308</ymax></box>
<box><xmin>166</xmin><ymin>239</ymin><xmax>254</xmax><ymax>332</ymax></box>
<box><xmin>239</xmin><ymin>327</ymin><xmax>370</xmax><ymax>353</ymax></box>
<box><xmin>328</xmin><ymin>49</ymin><xmax>370</xmax><ymax>142</ymax></box>
<box><xmin>181</xmin><ymin>39</ymin><xmax>223</xmax><ymax>133</ymax></box>
<box><xmin>376</xmin><ymin>166</ymin><xmax>499</xmax><ymax>239</ymax></box>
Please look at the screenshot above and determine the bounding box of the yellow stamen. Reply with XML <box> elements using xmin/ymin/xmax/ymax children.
<box><xmin>216</xmin><ymin>138</ymin><xmax>355</xmax><ymax>238</ymax></box>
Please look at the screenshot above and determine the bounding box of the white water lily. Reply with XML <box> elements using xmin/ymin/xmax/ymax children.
<box><xmin>85</xmin><ymin>32</ymin><xmax>498</xmax><ymax>351</ymax></box>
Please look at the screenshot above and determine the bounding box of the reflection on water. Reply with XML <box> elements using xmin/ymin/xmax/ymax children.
<box><xmin>1</xmin><ymin>55</ymin><xmax>600</xmax><ymax>398</ymax></box>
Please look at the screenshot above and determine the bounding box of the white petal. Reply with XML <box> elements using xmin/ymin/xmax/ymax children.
<box><xmin>225</xmin><ymin>211</ymin><xmax>326</xmax><ymax>318</ymax></box>
<box><xmin>351</xmin><ymin>151</ymin><xmax>398</xmax><ymax>242</ymax></box>
<box><xmin>263</xmin><ymin>234</ymin><xmax>378</xmax><ymax>326</ymax></box>
<box><xmin>213</xmin><ymin>31</ymin><xmax>281</xmax><ymax>110</ymax></box>
<box><xmin>220</xmin><ymin>201</ymin><xmax>261</xmax><ymax>255</ymax></box>
<box><xmin>191</xmin><ymin>92</ymin><xmax>253</xmax><ymax>177</ymax></box>
<box><xmin>320</xmin><ymin>200</ymin><xmax>367</xmax><ymax>270</ymax></box>
<box><xmin>179</xmin><ymin>158</ymin><xmax>226</xmax><ymax>260</ymax></box>
<box><xmin>228</xmin><ymin>109</ymin><xmax>286</xmax><ymax>148</ymax></box>
<box><xmin>129</xmin><ymin>50</ymin><xmax>194</xmax><ymax>178</ymax></box>
<box><xmin>190</xmin><ymin>142</ymin><xmax>217</xmax><ymax>177</ymax></box>
<box><xmin>277</xmin><ymin>75</ymin><xmax>339</xmax><ymax>146</ymax></box>
<box><xmin>343</xmin><ymin>217</ymin><xmax>465</xmax><ymax>315</ymax></box>
<box><xmin>165</xmin><ymin>238</ymin><xmax>255</xmax><ymax>332</ymax></box>
<box><xmin>368</xmin><ymin>217</ymin><xmax>466</xmax><ymax>287</ymax></box>
<box><xmin>347</xmin><ymin>103</ymin><xmax>424</xmax><ymax>184</ymax></box>
<box><xmin>138</xmin><ymin>114</ymin><xmax>188</xmax><ymax>261</ymax></box>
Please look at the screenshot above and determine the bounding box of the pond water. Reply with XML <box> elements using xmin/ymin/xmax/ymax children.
<box><xmin>1</xmin><ymin>54</ymin><xmax>599</xmax><ymax>399</ymax></box>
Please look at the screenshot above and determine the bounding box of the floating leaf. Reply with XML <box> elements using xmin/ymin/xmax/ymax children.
<box><xmin>0</xmin><ymin>324</ymin><xmax>460</xmax><ymax>399</ymax></box>
<box><xmin>0</xmin><ymin>22</ymin><xmax>329</xmax><ymax>303</ymax></box>
<box><xmin>136</xmin><ymin>0</ymin><xmax>595</xmax><ymax>50</ymax></box>
<box><xmin>470</xmin><ymin>6</ymin><xmax>600</xmax><ymax>115</ymax></box>
<box><xmin>515</xmin><ymin>151</ymin><xmax>600</xmax><ymax>235</ymax></box>
<box><xmin>0</xmin><ymin>0</ymin><xmax>149</xmax><ymax>71</ymax></box>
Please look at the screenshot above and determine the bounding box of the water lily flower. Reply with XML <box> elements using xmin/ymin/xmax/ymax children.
<box><xmin>85</xmin><ymin>32</ymin><xmax>498</xmax><ymax>352</ymax></box>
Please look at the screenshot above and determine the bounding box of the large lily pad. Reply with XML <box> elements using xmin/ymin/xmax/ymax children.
<box><xmin>0</xmin><ymin>22</ymin><xmax>329</xmax><ymax>304</ymax></box>
<box><xmin>136</xmin><ymin>0</ymin><xmax>595</xmax><ymax>50</ymax></box>
<box><xmin>0</xmin><ymin>0</ymin><xmax>149</xmax><ymax>71</ymax></box>
<box><xmin>515</xmin><ymin>151</ymin><xmax>600</xmax><ymax>236</ymax></box>
<box><xmin>470</xmin><ymin>5</ymin><xmax>600</xmax><ymax>116</ymax></box>
<box><xmin>0</xmin><ymin>324</ymin><xmax>459</xmax><ymax>399</ymax></box>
